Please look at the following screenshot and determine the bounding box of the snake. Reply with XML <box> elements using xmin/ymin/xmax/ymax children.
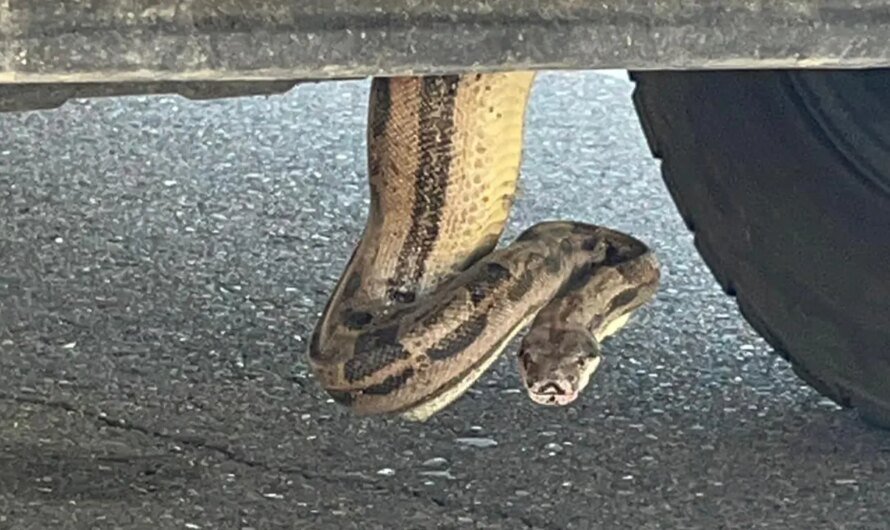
<box><xmin>308</xmin><ymin>71</ymin><xmax>660</xmax><ymax>421</ymax></box>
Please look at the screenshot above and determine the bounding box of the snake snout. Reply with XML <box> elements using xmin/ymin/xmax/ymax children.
<box><xmin>528</xmin><ymin>380</ymin><xmax>579</xmax><ymax>406</ymax></box>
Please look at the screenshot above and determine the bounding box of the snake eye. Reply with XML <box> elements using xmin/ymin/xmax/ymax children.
<box><xmin>519</xmin><ymin>354</ymin><xmax>532</xmax><ymax>370</ymax></box>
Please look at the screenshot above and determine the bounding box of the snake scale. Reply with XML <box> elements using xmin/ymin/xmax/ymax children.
<box><xmin>308</xmin><ymin>71</ymin><xmax>660</xmax><ymax>421</ymax></box>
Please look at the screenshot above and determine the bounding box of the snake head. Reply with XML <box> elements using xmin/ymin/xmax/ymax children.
<box><xmin>518</xmin><ymin>327</ymin><xmax>601</xmax><ymax>406</ymax></box>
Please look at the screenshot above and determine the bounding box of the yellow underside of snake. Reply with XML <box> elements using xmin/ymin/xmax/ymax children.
<box><xmin>308</xmin><ymin>71</ymin><xmax>660</xmax><ymax>421</ymax></box>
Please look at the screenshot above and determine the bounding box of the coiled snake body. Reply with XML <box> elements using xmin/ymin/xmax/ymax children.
<box><xmin>309</xmin><ymin>72</ymin><xmax>660</xmax><ymax>421</ymax></box>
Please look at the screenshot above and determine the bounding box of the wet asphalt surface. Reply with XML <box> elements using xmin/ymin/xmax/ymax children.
<box><xmin>1</xmin><ymin>71</ymin><xmax>889</xmax><ymax>529</ymax></box>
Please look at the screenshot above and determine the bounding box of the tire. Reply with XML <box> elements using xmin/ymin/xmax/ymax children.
<box><xmin>629</xmin><ymin>69</ymin><xmax>890</xmax><ymax>427</ymax></box>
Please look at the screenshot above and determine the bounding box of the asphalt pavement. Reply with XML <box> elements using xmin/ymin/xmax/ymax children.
<box><xmin>1</xmin><ymin>71</ymin><xmax>889</xmax><ymax>530</ymax></box>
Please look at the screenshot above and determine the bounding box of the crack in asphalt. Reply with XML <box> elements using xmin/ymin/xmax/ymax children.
<box><xmin>0</xmin><ymin>391</ymin><xmax>541</xmax><ymax>527</ymax></box>
<box><xmin>0</xmin><ymin>391</ymin><xmax>271</xmax><ymax>468</ymax></box>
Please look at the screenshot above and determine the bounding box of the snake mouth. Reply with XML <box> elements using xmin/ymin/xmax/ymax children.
<box><xmin>527</xmin><ymin>381</ymin><xmax>579</xmax><ymax>406</ymax></box>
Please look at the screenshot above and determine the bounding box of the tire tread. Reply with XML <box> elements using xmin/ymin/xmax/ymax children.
<box><xmin>629</xmin><ymin>75</ymin><xmax>890</xmax><ymax>428</ymax></box>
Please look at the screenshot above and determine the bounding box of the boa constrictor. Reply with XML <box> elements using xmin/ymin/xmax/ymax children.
<box><xmin>308</xmin><ymin>71</ymin><xmax>660</xmax><ymax>421</ymax></box>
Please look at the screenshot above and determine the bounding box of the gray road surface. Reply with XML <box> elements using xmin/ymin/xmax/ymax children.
<box><xmin>1</xmin><ymin>72</ymin><xmax>889</xmax><ymax>529</ymax></box>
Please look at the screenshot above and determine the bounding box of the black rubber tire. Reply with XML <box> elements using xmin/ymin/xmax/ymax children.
<box><xmin>629</xmin><ymin>69</ymin><xmax>890</xmax><ymax>427</ymax></box>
